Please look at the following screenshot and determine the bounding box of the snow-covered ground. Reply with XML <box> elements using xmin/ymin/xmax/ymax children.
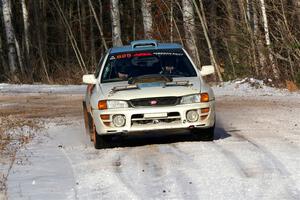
<box><xmin>0</xmin><ymin>83</ymin><xmax>86</xmax><ymax>94</ymax></box>
<box><xmin>1</xmin><ymin>80</ymin><xmax>300</xmax><ymax>200</ymax></box>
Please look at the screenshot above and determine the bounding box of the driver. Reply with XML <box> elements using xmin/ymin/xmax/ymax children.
<box><xmin>161</xmin><ymin>59</ymin><xmax>176</xmax><ymax>75</ymax></box>
<box><xmin>116</xmin><ymin>60</ymin><xmax>130</xmax><ymax>80</ymax></box>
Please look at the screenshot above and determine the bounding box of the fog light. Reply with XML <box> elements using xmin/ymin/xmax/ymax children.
<box><xmin>186</xmin><ymin>110</ymin><xmax>199</xmax><ymax>122</ymax></box>
<box><xmin>201</xmin><ymin>115</ymin><xmax>208</xmax><ymax>120</ymax></box>
<box><xmin>100</xmin><ymin>114</ymin><xmax>110</xmax><ymax>120</ymax></box>
<box><xmin>201</xmin><ymin>107</ymin><xmax>210</xmax><ymax>113</ymax></box>
<box><xmin>112</xmin><ymin>115</ymin><xmax>126</xmax><ymax>127</ymax></box>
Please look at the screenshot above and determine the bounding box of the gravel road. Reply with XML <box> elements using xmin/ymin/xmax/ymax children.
<box><xmin>1</xmin><ymin>84</ymin><xmax>300</xmax><ymax>200</ymax></box>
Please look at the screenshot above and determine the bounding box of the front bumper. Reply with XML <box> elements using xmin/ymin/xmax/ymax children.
<box><xmin>92</xmin><ymin>101</ymin><xmax>215</xmax><ymax>135</ymax></box>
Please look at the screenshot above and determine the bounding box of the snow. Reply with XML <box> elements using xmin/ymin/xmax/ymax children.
<box><xmin>213</xmin><ymin>78</ymin><xmax>300</xmax><ymax>97</ymax></box>
<box><xmin>1</xmin><ymin>78</ymin><xmax>299</xmax><ymax>97</ymax></box>
<box><xmin>0</xmin><ymin>83</ymin><xmax>86</xmax><ymax>94</ymax></box>
<box><xmin>1</xmin><ymin>79</ymin><xmax>300</xmax><ymax>199</ymax></box>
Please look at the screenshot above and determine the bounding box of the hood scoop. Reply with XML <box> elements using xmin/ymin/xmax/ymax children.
<box><xmin>128</xmin><ymin>74</ymin><xmax>172</xmax><ymax>84</ymax></box>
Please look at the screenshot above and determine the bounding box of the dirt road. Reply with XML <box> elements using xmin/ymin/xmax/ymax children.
<box><xmin>1</xmin><ymin>86</ymin><xmax>300</xmax><ymax>199</ymax></box>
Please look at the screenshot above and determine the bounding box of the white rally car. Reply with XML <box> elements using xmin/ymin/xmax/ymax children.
<box><xmin>83</xmin><ymin>40</ymin><xmax>215</xmax><ymax>149</ymax></box>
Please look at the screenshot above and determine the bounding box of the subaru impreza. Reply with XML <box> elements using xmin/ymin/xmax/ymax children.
<box><xmin>82</xmin><ymin>40</ymin><xmax>215</xmax><ymax>149</ymax></box>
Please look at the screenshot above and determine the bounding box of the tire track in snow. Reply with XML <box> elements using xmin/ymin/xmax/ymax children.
<box><xmin>113</xmin><ymin>145</ymin><xmax>199</xmax><ymax>199</ymax></box>
<box><xmin>231</xmin><ymin>132</ymin><xmax>300</xmax><ymax>199</ymax></box>
<box><xmin>168</xmin><ymin>138</ymin><xmax>300</xmax><ymax>199</ymax></box>
<box><xmin>62</xmin><ymin>146</ymin><xmax>138</xmax><ymax>200</ymax></box>
<box><xmin>59</xmin><ymin>146</ymin><xmax>80</xmax><ymax>200</ymax></box>
<box><xmin>168</xmin><ymin>142</ymin><xmax>253</xmax><ymax>178</ymax></box>
<box><xmin>211</xmin><ymin>143</ymin><xmax>253</xmax><ymax>178</ymax></box>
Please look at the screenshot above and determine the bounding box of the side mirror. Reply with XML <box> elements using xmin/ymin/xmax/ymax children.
<box><xmin>83</xmin><ymin>74</ymin><xmax>97</xmax><ymax>84</ymax></box>
<box><xmin>200</xmin><ymin>65</ymin><xmax>215</xmax><ymax>76</ymax></box>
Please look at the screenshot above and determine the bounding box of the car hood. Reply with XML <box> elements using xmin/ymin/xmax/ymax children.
<box><xmin>98</xmin><ymin>77</ymin><xmax>201</xmax><ymax>100</ymax></box>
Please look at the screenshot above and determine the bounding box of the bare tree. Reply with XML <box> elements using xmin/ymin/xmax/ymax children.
<box><xmin>54</xmin><ymin>0</ymin><xmax>87</xmax><ymax>73</ymax></box>
<box><xmin>294</xmin><ymin>0</ymin><xmax>300</xmax><ymax>23</ymax></box>
<box><xmin>193</xmin><ymin>0</ymin><xmax>223</xmax><ymax>81</ymax></box>
<box><xmin>182</xmin><ymin>0</ymin><xmax>200</xmax><ymax>66</ymax></box>
<box><xmin>34</xmin><ymin>0</ymin><xmax>50</xmax><ymax>82</ymax></box>
<box><xmin>132</xmin><ymin>0</ymin><xmax>136</xmax><ymax>40</ymax></box>
<box><xmin>1</xmin><ymin>0</ymin><xmax>18</xmax><ymax>79</ymax></box>
<box><xmin>88</xmin><ymin>0</ymin><xmax>108</xmax><ymax>50</ymax></box>
<box><xmin>0</xmin><ymin>33</ymin><xmax>8</xmax><ymax>74</ymax></box>
<box><xmin>141</xmin><ymin>0</ymin><xmax>153</xmax><ymax>38</ymax></box>
<box><xmin>110</xmin><ymin>0</ymin><xmax>123</xmax><ymax>46</ymax></box>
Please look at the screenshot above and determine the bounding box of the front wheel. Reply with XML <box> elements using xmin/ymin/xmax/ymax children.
<box><xmin>82</xmin><ymin>102</ymin><xmax>93</xmax><ymax>141</ymax></box>
<box><xmin>92</xmin><ymin>124</ymin><xmax>112</xmax><ymax>149</ymax></box>
<box><xmin>191</xmin><ymin>125</ymin><xmax>215</xmax><ymax>141</ymax></box>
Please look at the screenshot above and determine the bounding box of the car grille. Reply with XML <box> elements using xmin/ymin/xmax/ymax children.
<box><xmin>129</xmin><ymin>97</ymin><xmax>180</xmax><ymax>107</ymax></box>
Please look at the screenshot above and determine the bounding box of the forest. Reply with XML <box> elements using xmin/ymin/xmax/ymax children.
<box><xmin>0</xmin><ymin>0</ymin><xmax>300</xmax><ymax>86</ymax></box>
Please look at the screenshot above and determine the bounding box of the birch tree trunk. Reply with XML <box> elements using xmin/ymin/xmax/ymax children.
<box><xmin>141</xmin><ymin>0</ymin><xmax>153</xmax><ymax>39</ymax></box>
<box><xmin>259</xmin><ymin>0</ymin><xmax>280</xmax><ymax>80</ymax></box>
<box><xmin>182</xmin><ymin>0</ymin><xmax>200</xmax><ymax>66</ymax></box>
<box><xmin>253</xmin><ymin>4</ymin><xmax>267</xmax><ymax>76</ymax></box>
<box><xmin>110</xmin><ymin>0</ymin><xmax>123</xmax><ymax>46</ymax></box>
<box><xmin>21</xmin><ymin>0</ymin><xmax>29</xmax><ymax>59</ymax></box>
<box><xmin>1</xmin><ymin>0</ymin><xmax>18</xmax><ymax>78</ymax></box>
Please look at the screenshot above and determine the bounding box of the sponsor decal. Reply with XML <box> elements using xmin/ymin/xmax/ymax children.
<box><xmin>116</xmin><ymin>54</ymin><xmax>132</xmax><ymax>59</ymax></box>
<box><xmin>110</xmin><ymin>51</ymin><xmax>183</xmax><ymax>60</ymax></box>
<box><xmin>133</xmin><ymin>52</ymin><xmax>153</xmax><ymax>57</ymax></box>
<box><xmin>152</xmin><ymin>52</ymin><xmax>183</xmax><ymax>56</ymax></box>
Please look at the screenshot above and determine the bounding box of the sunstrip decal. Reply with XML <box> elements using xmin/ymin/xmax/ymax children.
<box><xmin>116</xmin><ymin>53</ymin><xmax>132</xmax><ymax>59</ymax></box>
<box><xmin>152</xmin><ymin>52</ymin><xmax>183</xmax><ymax>56</ymax></box>
<box><xmin>133</xmin><ymin>52</ymin><xmax>153</xmax><ymax>57</ymax></box>
<box><xmin>110</xmin><ymin>52</ymin><xmax>183</xmax><ymax>60</ymax></box>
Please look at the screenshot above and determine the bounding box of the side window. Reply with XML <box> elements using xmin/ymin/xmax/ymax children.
<box><xmin>95</xmin><ymin>54</ymin><xmax>106</xmax><ymax>78</ymax></box>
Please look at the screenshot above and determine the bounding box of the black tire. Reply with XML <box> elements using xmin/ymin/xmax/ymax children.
<box><xmin>191</xmin><ymin>125</ymin><xmax>215</xmax><ymax>141</ymax></box>
<box><xmin>83</xmin><ymin>102</ymin><xmax>93</xmax><ymax>141</ymax></box>
<box><xmin>83</xmin><ymin>102</ymin><xmax>94</xmax><ymax>141</ymax></box>
<box><xmin>92</xmin><ymin>123</ymin><xmax>113</xmax><ymax>149</ymax></box>
<box><xmin>94</xmin><ymin>132</ymin><xmax>109</xmax><ymax>149</ymax></box>
<box><xmin>82</xmin><ymin>102</ymin><xmax>90</xmax><ymax>135</ymax></box>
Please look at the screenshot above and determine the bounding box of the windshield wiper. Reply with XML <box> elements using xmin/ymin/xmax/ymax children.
<box><xmin>110</xmin><ymin>84</ymin><xmax>139</xmax><ymax>94</ymax></box>
<box><xmin>164</xmin><ymin>74</ymin><xmax>189</xmax><ymax>78</ymax></box>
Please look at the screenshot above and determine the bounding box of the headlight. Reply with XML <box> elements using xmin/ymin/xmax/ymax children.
<box><xmin>180</xmin><ymin>93</ymin><xmax>210</xmax><ymax>104</ymax></box>
<box><xmin>107</xmin><ymin>100</ymin><xmax>128</xmax><ymax>109</ymax></box>
<box><xmin>180</xmin><ymin>94</ymin><xmax>200</xmax><ymax>104</ymax></box>
<box><xmin>98</xmin><ymin>100</ymin><xmax>128</xmax><ymax>110</ymax></box>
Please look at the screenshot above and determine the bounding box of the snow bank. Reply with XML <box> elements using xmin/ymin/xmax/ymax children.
<box><xmin>213</xmin><ymin>78</ymin><xmax>300</xmax><ymax>97</ymax></box>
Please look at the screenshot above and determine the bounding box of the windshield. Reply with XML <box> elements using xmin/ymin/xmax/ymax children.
<box><xmin>101</xmin><ymin>49</ymin><xmax>197</xmax><ymax>83</ymax></box>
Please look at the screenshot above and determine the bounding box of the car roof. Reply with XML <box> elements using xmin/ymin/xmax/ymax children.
<box><xmin>109</xmin><ymin>40</ymin><xmax>183</xmax><ymax>54</ymax></box>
